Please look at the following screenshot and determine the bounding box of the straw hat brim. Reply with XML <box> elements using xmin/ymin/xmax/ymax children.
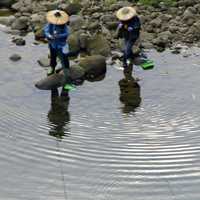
<box><xmin>46</xmin><ymin>10</ymin><xmax>69</xmax><ymax>25</ymax></box>
<box><xmin>116</xmin><ymin>7</ymin><xmax>137</xmax><ymax>21</ymax></box>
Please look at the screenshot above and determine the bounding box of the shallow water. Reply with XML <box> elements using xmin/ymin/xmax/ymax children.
<box><xmin>1</xmin><ymin>30</ymin><xmax>200</xmax><ymax>200</ymax></box>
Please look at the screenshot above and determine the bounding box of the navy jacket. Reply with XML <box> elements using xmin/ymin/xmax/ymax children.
<box><xmin>117</xmin><ymin>16</ymin><xmax>141</xmax><ymax>41</ymax></box>
<box><xmin>44</xmin><ymin>23</ymin><xmax>69</xmax><ymax>49</ymax></box>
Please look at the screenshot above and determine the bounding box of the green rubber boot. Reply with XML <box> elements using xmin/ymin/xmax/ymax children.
<box><xmin>64</xmin><ymin>83</ymin><xmax>76</xmax><ymax>91</ymax></box>
<box><xmin>47</xmin><ymin>67</ymin><xmax>55</xmax><ymax>76</ymax></box>
<box><xmin>140</xmin><ymin>59</ymin><xmax>154</xmax><ymax>70</ymax></box>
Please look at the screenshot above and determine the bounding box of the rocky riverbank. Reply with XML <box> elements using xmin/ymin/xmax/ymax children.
<box><xmin>1</xmin><ymin>0</ymin><xmax>200</xmax><ymax>55</ymax></box>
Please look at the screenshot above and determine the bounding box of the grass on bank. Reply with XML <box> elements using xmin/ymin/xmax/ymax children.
<box><xmin>138</xmin><ymin>0</ymin><xmax>176</xmax><ymax>6</ymax></box>
<box><xmin>104</xmin><ymin>0</ymin><xmax>176</xmax><ymax>7</ymax></box>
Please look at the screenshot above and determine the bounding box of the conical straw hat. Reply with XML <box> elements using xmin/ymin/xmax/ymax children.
<box><xmin>116</xmin><ymin>7</ymin><xmax>137</xmax><ymax>21</ymax></box>
<box><xmin>46</xmin><ymin>10</ymin><xmax>69</xmax><ymax>25</ymax></box>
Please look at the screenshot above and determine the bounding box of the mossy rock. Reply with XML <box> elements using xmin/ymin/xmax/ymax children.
<box><xmin>68</xmin><ymin>31</ymin><xmax>81</xmax><ymax>52</ymax></box>
<box><xmin>79</xmin><ymin>55</ymin><xmax>107</xmax><ymax>81</ymax></box>
<box><xmin>87</xmin><ymin>34</ymin><xmax>111</xmax><ymax>57</ymax></box>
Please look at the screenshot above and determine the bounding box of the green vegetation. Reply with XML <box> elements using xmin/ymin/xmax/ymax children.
<box><xmin>139</xmin><ymin>0</ymin><xmax>176</xmax><ymax>7</ymax></box>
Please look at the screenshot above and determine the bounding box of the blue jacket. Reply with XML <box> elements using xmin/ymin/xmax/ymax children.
<box><xmin>118</xmin><ymin>16</ymin><xmax>141</xmax><ymax>41</ymax></box>
<box><xmin>44</xmin><ymin>23</ymin><xmax>69</xmax><ymax>49</ymax></box>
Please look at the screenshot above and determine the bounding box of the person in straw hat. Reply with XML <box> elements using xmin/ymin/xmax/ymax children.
<box><xmin>43</xmin><ymin>10</ymin><xmax>74</xmax><ymax>93</ymax></box>
<box><xmin>116</xmin><ymin>6</ymin><xmax>141</xmax><ymax>68</ymax></box>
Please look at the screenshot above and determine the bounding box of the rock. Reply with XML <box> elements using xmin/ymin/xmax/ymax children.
<box><xmin>79</xmin><ymin>55</ymin><xmax>107</xmax><ymax>81</ymax></box>
<box><xmin>68</xmin><ymin>31</ymin><xmax>81</xmax><ymax>52</ymax></box>
<box><xmin>65</xmin><ymin>3</ymin><xmax>82</xmax><ymax>15</ymax></box>
<box><xmin>150</xmin><ymin>18</ymin><xmax>162</xmax><ymax>28</ymax></box>
<box><xmin>9</xmin><ymin>54</ymin><xmax>21</xmax><ymax>61</ymax></box>
<box><xmin>35</xmin><ymin>65</ymin><xmax>85</xmax><ymax>90</ymax></box>
<box><xmin>37</xmin><ymin>57</ymin><xmax>50</xmax><ymax>67</ymax></box>
<box><xmin>11</xmin><ymin>16</ymin><xmax>29</xmax><ymax>30</ymax></box>
<box><xmin>0</xmin><ymin>15</ymin><xmax>15</xmax><ymax>26</ymax></box>
<box><xmin>69</xmin><ymin>15</ymin><xmax>84</xmax><ymax>32</ymax></box>
<box><xmin>0</xmin><ymin>0</ymin><xmax>15</xmax><ymax>8</ymax></box>
<box><xmin>87</xmin><ymin>34</ymin><xmax>111</xmax><ymax>57</ymax></box>
<box><xmin>12</xmin><ymin>37</ymin><xmax>26</xmax><ymax>46</ymax></box>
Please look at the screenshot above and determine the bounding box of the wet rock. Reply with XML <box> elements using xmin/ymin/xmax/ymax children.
<box><xmin>12</xmin><ymin>37</ymin><xmax>26</xmax><ymax>46</ymax></box>
<box><xmin>35</xmin><ymin>65</ymin><xmax>85</xmax><ymax>90</ymax></box>
<box><xmin>9</xmin><ymin>53</ymin><xmax>21</xmax><ymax>61</ymax></box>
<box><xmin>79</xmin><ymin>55</ymin><xmax>106</xmax><ymax>80</ymax></box>
<box><xmin>37</xmin><ymin>57</ymin><xmax>50</xmax><ymax>68</ymax></box>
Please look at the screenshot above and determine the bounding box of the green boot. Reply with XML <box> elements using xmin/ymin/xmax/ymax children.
<box><xmin>47</xmin><ymin>67</ymin><xmax>55</xmax><ymax>76</ymax></box>
<box><xmin>63</xmin><ymin>83</ymin><xmax>76</xmax><ymax>91</ymax></box>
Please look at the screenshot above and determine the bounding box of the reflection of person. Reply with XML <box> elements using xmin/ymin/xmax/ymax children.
<box><xmin>115</xmin><ymin>7</ymin><xmax>141</xmax><ymax>68</ymax></box>
<box><xmin>48</xmin><ymin>89</ymin><xmax>70</xmax><ymax>140</ymax></box>
<box><xmin>119</xmin><ymin>65</ymin><xmax>141</xmax><ymax>113</ymax></box>
<box><xmin>43</xmin><ymin>10</ymin><xmax>72</xmax><ymax>92</ymax></box>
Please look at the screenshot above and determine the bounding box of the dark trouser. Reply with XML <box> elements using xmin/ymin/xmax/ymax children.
<box><xmin>123</xmin><ymin>38</ymin><xmax>137</xmax><ymax>67</ymax></box>
<box><xmin>49</xmin><ymin>45</ymin><xmax>71</xmax><ymax>92</ymax></box>
<box><xmin>49</xmin><ymin>45</ymin><xmax>70</xmax><ymax>78</ymax></box>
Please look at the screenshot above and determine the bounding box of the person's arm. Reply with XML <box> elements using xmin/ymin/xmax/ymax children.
<box><xmin>43</xmin><ymin>24</ymin><xmax>53</xmax><ymax>40</ymax></box>
<box><xmin>115</xmin><ymin>22</ymin><xmax>124</xmax><ymax>39</ymax></box>
<box><xmin>54</xmin><ymin>25</ymin><xmax>69</xmax><ymax>39</ymax></box>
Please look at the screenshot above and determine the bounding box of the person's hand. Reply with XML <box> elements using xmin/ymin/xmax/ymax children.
<box><xmin>118</xmin><ymin>23</ymin><xmax>123</xmax><ymax>29</ymax></box>
<box><xmin>47</xmin><ymin>34</ymin><xmax>54</xmax><ymax>40</ymax></box>
<box><xmin>128</xmin><ymin>27</ymin><xmax>133</xmax><ymax>32</ymax></box>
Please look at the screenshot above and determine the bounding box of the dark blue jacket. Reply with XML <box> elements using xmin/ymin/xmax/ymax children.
<box><xmin>118</xmin><ymin>16</ymin><xmax>141</xmax><ymax>41</ymax></box>
<box><xmin>44</xmin><ymin>23</ymin><xmax>69</xmax><ymax>49</ymax></box>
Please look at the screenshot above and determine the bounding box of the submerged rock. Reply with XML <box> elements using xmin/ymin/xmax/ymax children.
<box><xmin>12</xmin><ymin>36</ymin><xmax>26</xmax><ymax>46</ymax></box>
<box><xmin>9</xmin><ymin>53</ymin><xmax>21</xmax><ymax>61</ymax></box>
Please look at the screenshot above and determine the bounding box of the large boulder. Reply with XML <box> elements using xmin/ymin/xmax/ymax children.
<box><xmin>86</xmin><ymin>34</ymin><xmax>111</xmax><ymax>57</ymax></box>
<box><xmin>79</xmin><ymin>55</ymin><xmax>107</xmax><ymax>81</ymax></box>
<box><xmin>35</xmin><ymin>65</ymin><xmax>85</xmax><ymax>90</ymax></box>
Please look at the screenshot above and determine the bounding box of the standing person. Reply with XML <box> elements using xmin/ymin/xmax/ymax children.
<box><xmin>44</xmin><ymin>10</ymin><xmax>72</xmax><ymax>91</ymax></box>
<box><xmin>116</xmin><ymin>7</ymin><xmax>141</xmax><ymax>68</ymax></box>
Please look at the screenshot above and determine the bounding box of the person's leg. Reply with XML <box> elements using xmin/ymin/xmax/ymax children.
<box><xmin>48</xmin><ymin>45</ymin><xmax>57</xmax><ymax>76</ymax></box>
<box><xmin>123</xmin><ymin>39</ymin><xmax>136</xmax><ymax>68</ymax></box>
<box><xmin>57</xmin><ymin>48</ymin><xmax>73</xmax><ymax>93</ymax></box>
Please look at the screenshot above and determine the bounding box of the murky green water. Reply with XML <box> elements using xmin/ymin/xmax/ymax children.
<box><xmin>1</xmin><ymin>29</ymin><xmax>200</xmax><ymax>200</ymax></box>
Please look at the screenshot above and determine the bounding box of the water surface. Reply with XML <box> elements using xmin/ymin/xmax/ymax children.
<box><xmin>0</xmin><ymin>30</ymin><xmax>200</xmax><ymax>200</ymax></box>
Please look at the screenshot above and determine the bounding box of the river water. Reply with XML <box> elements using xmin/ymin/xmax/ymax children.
<box><xmin>0</xmin><ymin>28</ymin><xmax>200</xmax><ymax>200</ymax></box>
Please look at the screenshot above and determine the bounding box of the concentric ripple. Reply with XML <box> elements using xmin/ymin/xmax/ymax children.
<box><xmin>1</xmin><ymin>30</ymin><xmax>200</xmax><ymax>200</ymax></box>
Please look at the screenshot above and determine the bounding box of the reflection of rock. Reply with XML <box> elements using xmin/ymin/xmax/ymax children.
<box><xmin>37</xmin><ymin>56</ymin><xmax>50</xmax><ymax>67</ymax></box>
<box><xmin>48</xmin><ymin>89</ymin><xmax>70</xmax><ymax>140</ymax></box>
<box><xmin>119</xmin><ymin>66</ymin><xmax>141</xmax><ymax>113</ymax></box>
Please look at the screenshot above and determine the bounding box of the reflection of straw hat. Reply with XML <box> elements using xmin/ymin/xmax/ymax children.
<box><xmin>116</xmin><ymin>7</ymin><xmax>137</xmax><ymax>21</ymax></box>
<box><xmin>46</xmin><ymin>10</ymin><xmax>69</xmax><ymax>25</ymax></box>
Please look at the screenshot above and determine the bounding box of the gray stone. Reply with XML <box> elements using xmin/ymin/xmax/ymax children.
<box><xmin>37</xmin><ymin>57</ymin><xmax>50</xmax><ymax>68</ymax></box>
<box><xmin>9</xmin><ymin>54</ymin><xmax>21</xmax><ymax>61</ymax></box>
<box><xmin>11</xmin><ymin>16</ymin><xmax>29</xmax><ymax>30</ymax></box>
